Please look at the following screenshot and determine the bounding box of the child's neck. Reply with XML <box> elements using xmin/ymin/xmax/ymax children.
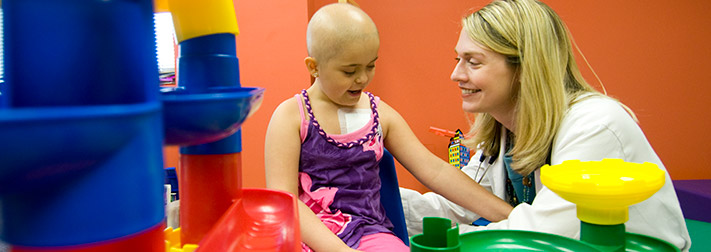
<box><xmin>307</xmin><ymin>85</ymin><xmax>368</xmax><ymax>110</ymax></box>
<box><xmin>305</xmin><ymin>86</ymin><xmax>371</xmax><ymax>135</ymax></box>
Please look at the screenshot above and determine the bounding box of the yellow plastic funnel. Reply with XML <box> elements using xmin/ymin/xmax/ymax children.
<box><xmin>166</xmin><ymin>0</ymin><xmax>240</xmax><ymax>42</ymax></box>
<box><xmin>540</xmin><ymin>159</ymin><xmax>665</xmax><ymax>225</ymax></box>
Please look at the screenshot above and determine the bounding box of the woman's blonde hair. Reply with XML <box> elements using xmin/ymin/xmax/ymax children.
<box><xmin>462</xmin><ymin>0</ymin><xmax>600</xmax><ymax>175</ymax></box>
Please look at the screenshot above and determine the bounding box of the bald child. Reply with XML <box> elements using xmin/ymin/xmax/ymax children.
<box><xmin>265</xmin><ymin>3</ymin><xmax>512</xmax><ymax>252</ymax></box>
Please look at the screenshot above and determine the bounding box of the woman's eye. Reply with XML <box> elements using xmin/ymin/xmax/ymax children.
<box><xmin>455</xmin><ymin>57</ymin><xmax>479</xmax><ymax>66</ymax></box>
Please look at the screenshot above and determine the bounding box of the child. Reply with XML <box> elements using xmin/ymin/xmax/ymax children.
<box><xmin>264</xmin><ymin>3</ymin><xmax>512</xmax><ymax>251</ymax></box>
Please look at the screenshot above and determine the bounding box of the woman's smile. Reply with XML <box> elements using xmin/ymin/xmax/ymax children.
<box><xmin>461</xmin><ymin>87</ymin><xmax>482</xmax><ymax>96</ymax></box>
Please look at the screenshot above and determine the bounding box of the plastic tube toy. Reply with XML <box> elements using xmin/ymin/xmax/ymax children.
<box><xmin>409</xmin><ymin>159</ymin><xmax>679</xmax><ymax>252</ymax></box>
<box><xmin>161</xmin><ymin>0</ymin><xmax>251</xmax><ymax>246</ymax></box>
<box><xmin>410</xmin><ymin>217</ymin><xmax>461</xmax><ymax>252</ymax></box>
<box><xmin>161</xmin><ymin>0</ymin><xmax>298</xmax><ymax>250</ymax></box>
<box><xmin>0</xmin><ymin>0</ymin><xmax>165</xmax><ymax>250</ymax></box>
<box><xmin>541</xmin><ymin>159</ymin><xmax>676</xmax><ymax>252</ymax></box>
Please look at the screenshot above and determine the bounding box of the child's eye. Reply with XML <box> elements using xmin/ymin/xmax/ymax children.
<box><xmin>343</xmin><ymin>71</ymin><xmax>356</xmax><ymax>76</ymax></box>
<box><xmin>366</xmin><ymin>65</ymin><xmax>375</xmax><ymax>70</ymax></box>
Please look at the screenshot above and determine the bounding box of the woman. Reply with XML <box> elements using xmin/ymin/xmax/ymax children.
<box><xmin>399</xmin><ymin>0</ymin><xmax>691</xmax><ymax>251</ymax></box>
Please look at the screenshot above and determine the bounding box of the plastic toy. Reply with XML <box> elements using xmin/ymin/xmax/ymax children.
<box><xmin>428</xmin><ymin>126</ymin><xmax>460</xmax><ymax>138</ymax></box>
<box><xmin>160</xmin><ymin>0</ymin><xmax>299</xmax><ymax>250</ymax></box>
<box><xmin>1</xmin><ymin>0</ymin><xmax>166</xmax><ymax>250</ymax></box>
<box><xmin>409</xmin><ymin>159</ymin><xmax>680</xmax><ymax>252</ymax></box>
<box><xmin>447</xmin><ymin>129</ymin><xmax>470</xmax><ymax>169</ymax></box>
<box><xmin>0</xmin><ymin>0</ymin><xmax>299</xmax><ymax>251</ymax></box>
<box><xmin>196</xmin><ymin>188</ymin><xmax>300</xmax><ymax>251</ymax></box>
<box><xmin>429</xmin><ymin>127</ymin><xmax>471</xmax><ymax>169</ymax></box>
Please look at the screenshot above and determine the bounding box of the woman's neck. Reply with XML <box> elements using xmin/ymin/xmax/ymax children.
<box><xmin>492</xmin><ymin>112</ymin><xmax>515</xmax><ymax>134</ymax></box>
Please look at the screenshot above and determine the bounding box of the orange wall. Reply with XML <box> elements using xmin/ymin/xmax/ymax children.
<box><xmin>234</xmin><ymin>0</ymin><xmax>310</xmax><ymax>190</ymax></box>
<box><xmin>546</xmin><ymin>0</ymin><xmax>711</xmax><ymax>181</ymax></box>
<box><xmin>166</xmin><ymin>0</ymin><xmax>711</xmax><ymax>193</ymax></box>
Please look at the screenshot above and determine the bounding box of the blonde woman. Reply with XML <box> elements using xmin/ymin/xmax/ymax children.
<box><xmin>400</xmin><ymin>0</ymin><xmax>691</xmax><ymax>251</ymax></box>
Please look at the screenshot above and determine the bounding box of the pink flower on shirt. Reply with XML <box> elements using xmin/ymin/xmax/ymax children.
<box><xmin>362</xmin><ymin>131</ymin><xmax>383</xmax><ymax>160</ymax></box>
<box><xmin>298</xmin><ymin>172</ymin><xmax>352</xmax><ymax>252</ymax></box>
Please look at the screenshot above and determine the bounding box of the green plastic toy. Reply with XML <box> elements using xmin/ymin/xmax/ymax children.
<box><xmin>409</xmin><ymin>159</ymin><xmax>680</xmax><ymax>252</ymax></box>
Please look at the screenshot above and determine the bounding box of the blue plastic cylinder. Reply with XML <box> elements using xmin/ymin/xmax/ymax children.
<box><xmin>0</xmin><ymin>82</ymin><xmax>7</xmax><ymax>108</ymax></box>
<box><xmin>3</xmin><ymin>0</ymin><xmax>158</xmax><ymax>107</ymax></box>
<box><xmin>0</xmin><ymin>104</ymin><xmax>158</xmax><ymax>194</ymax></box>
<box><xmin>177</xmin><ymin>33</ymin><xmax>241</xmax><ymax>92</ymax></box>
<box><xmin>169</xmin><ymin>32</ymin><xmax>244</xmax><ymax>154</ymax></box>
<box><xmin>165</xmin><ymin>167</ymin><xmax>179</xmax><ymax>200</ymax></box>
<box><xmin>0</xmin><ymin>104</ymin><xmax>165</xmax><ymax>246</ymax></box>
<box><xmin>180</xmin><ymin>130</ymin><xmax>243</xmax><ymax>155</ymax></box>
<box><xmin>0</xmin><ymin>0</ymin><xmax>165</xmax><ymax>247</ymax></box>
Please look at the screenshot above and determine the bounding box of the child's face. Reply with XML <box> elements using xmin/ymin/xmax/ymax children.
<box><xmin>316</xmin><ymin>37</ymin><xmax>379</xmax><ymax>107</ymax></box>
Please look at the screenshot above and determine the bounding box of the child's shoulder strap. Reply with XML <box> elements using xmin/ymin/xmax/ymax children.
<box><xmin>294</xmin><ymin>93</ymin><xmax>306</xmax><ymax>122</ymax></box>
<box><xmin>294</xmin><ymin>90</ymin><xmax>309</xmax><ymax>142</ymax></box>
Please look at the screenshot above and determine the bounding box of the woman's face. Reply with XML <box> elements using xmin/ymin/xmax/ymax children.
<box><xmin>451</xmin><ymin>28</ymin><xmax>518</xmax><ymax>123</ymax></box>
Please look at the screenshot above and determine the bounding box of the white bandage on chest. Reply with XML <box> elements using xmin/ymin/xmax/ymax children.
<box><xmin>337</xmin><ymin>108</ymin><xmax>371</xmax><ymax>134</ymax></box>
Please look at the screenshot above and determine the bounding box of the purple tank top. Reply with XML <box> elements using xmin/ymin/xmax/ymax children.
<box><xmin>296</xmin><ymin>89</ymin><xmax>393</xmax><ymax>249</ymax></box>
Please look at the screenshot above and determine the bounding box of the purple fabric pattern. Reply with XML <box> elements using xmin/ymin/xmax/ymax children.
<box><xmin>298</xmin><ymin>90</ymin><xmax>394</xmax><ymax>249</ymax></box>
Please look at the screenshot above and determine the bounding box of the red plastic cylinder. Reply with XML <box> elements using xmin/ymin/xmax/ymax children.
<box><xmin>179</xmin><ymin>153</ymin><xmax>242</xmax><ymax>245</ymax></box>
<box><xmin>10</xmin><ymin>223</ymin><xmax>165</xmax><ymax>252</ymax></box>
<box><xmin>198</xmin><ymin>188</ymin><xmax>301</xmax><ymax>252</ymax></box>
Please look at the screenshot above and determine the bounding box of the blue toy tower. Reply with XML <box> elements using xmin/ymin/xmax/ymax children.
<box><xmin>0</xmin><ymin>1</ymin><xmax>299</xmax><ymax>250</ymax></box>
<box><xmin>0</xmin><ymin>0</ymin><xmax>165</xmax><ymax>250</ymax></box>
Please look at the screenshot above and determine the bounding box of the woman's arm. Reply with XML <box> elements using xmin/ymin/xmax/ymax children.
<box><xmin>265</xmin><ymin>98</ymin><xmax>358</xmax><ymax>252</ymax></box>
<box><xmin>379</xmin><ymin>101</ymin><xmax>513</xmax><ymax>222</ymax></box>
<box><xmin>399</xmin><ymin>151</ymin><xmax>493</xmax><ymax>234</ymax></box>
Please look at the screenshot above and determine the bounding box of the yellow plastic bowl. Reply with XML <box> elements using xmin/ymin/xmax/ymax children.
<box><xmin>540</xmin><ymin>159</ymin><xmax>665</xmax><ymax>225</ymax></box>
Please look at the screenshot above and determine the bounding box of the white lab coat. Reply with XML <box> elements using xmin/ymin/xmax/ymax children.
<box><xmin>400</xmin><ymin>94</ymin><xmax>691</xmax><ymax>251</ymax></box>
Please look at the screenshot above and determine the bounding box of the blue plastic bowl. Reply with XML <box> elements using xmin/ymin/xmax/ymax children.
<box><xmin>161</xmin><ymin>86</ymin><xmax>264</xmax><ymax>146</ymax></box>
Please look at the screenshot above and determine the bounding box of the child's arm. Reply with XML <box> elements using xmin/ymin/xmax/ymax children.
<box><xmin>378</xmin><ymin>101</ymin><xmax>513</xmax><ymax>222</ymax></box>
<box><xmin>264</xmin><ymin>98</ymin><xmax>359</xmax><ymax>252</ymax></box>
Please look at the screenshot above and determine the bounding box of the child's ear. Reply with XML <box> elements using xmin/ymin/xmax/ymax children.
<box><xmin>304</xmin><ymin>57</ymin><xmax>319</xmax><ymax>77</ymax></box>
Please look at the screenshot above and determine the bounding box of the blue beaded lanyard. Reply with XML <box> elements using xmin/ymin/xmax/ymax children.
<box><xmin>503</xmin><ymin>133</ymin><xmax>537</xmax><ymax>206</ymax></box>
